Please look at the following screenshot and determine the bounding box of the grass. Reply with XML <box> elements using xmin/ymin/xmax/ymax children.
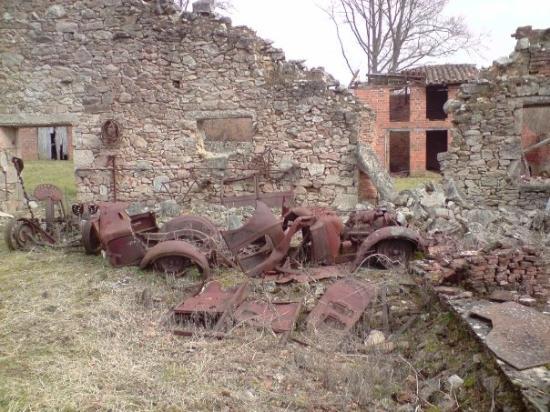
<box><xmin>0</xmin><ymin>237</ymin><xmax>412</xmax><ymax>411</ymax></box>
<box><xmin>394</xmin><ymin>172</ymin><xmax>442</xmax><ymax>192</ymax></box>
<box><xmin>20</xmin><ymin>160</ymin><xmax>76</xmax><ymax>202</ymax></box>
<box><xmin>0</xmin><ymin>234</ymin><xmax>515</xmax><ymax>411</ymax></box>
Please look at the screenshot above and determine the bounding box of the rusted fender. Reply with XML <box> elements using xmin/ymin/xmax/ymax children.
<box><xmin>139</xmin><ymin>240</ymin><xmax>211</xmax><ymax>278</ymax></box>
<box><xmin>221</xmin><ymin>201</ymin><xmax>284</xmax><ymax>254</ymax></box>
<box><xmin>353</xmin><ymin>226</ymin><xmax>425</xmax><ymax>268</ymax></box>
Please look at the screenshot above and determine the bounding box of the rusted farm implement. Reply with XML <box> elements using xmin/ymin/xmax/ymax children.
<box><xmin>4</xmin><ymin>157</ymin><xmax>81</xmax><ymax>250</ymax></box>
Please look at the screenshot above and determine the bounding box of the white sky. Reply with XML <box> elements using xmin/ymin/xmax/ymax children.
<box><xmin>227</xmin><ymin>0</ymin><xmax>550</xmax><ymax>84</ymax></box>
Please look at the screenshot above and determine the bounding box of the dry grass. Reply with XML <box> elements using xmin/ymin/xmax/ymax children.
<box><xmin>0</xmin><ymin>237</ymin><xmax>414</xmax><ymax>411</ymax></box>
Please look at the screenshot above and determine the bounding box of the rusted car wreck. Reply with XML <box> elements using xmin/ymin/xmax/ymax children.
<box><xmin>222</xmin><ymin>201</ymin><xmax>425</xmax><ymax>278</ymax></box>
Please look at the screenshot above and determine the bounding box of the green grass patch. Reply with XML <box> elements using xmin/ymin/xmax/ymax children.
<box><xmin>21</xmin><ymin>160</ymin><xmax>76</xmax><ymax>202</ymax></box>
<box><xmin>394</xmin><ymin>172</ymin><xmax>442</xmax><ymax>192</ymax></box>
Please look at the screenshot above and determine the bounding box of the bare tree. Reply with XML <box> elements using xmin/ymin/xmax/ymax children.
<box><xmin>324</xmin><ymin>0</ymin><xmax>479</xmax><ymax>75</ymax></box>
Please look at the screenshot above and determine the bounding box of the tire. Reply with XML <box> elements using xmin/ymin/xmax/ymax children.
<box><xmin>81</xmin><ymin>220</ymin><xmax>101</xmax><ymax>255</ymax></box>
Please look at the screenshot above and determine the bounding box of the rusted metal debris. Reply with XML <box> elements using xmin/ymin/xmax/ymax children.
<box><xmin>307</xmin><ymin>278</ymin><xmax>376</xmax><ymax>334</ymax></box>
<box><xmin>353</xmin><ymin>226</ymin><xmax>425</xmax><ymax>269</ymax></box>
<box><xmin>82</xmin><ymin>203</ymin><xmax>219</xmax><ymax>277</ymax></box>
<box><xmin>174</xmin><ymin>281</ymin><xmax>250</xmax><ymax>334</ymax></box>
<box><xmin>263</xmin><ymin>265</ymin><xmax>348</xmax><ymax>284</ymax></box>
<box><xmin>470</xmin><ymin>302</ymin><xmax>550</xmax><ymax>370</ymax></box>
<box><xmin>234</xmin><ymin>301</ymin><xmax>302</xmax><ymax>335</ymax></box>
<box><xmin>221</xmin><ymin>201</ymin><xmax>304</xmax><ymax>277</ymax></box>
<box><xmin>173</xmin><ymin>281</ymin><xmax>301</xmax><ymax>339</ymax></box>
<box><xmin>174</xmin><ymin>281</ymin><xmax>249</xmax><ymax>318</ymax></box>
<box><xmin>4</xmin><ymin>158</ymin><xmax>81</xmax><ymax>251</ymax></box>
<box><xmin>222</xmin><ymin>202</ymin><xmax>425</xmax><ymax>278</ymax></box>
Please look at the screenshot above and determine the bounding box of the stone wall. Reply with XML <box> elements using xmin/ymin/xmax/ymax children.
<box><xmin>0</xmin><ymin>128</ymin><xmax>21</xmax><ymax>212</ymax></box>
<box><xmin>0</xmin><ymin>0</ymin><xmax>370</xmax><ymax>209</ymax></box>
<box><xmin>440</xmin><ymin>27</ymin><xmax>550</xmax><ymax>209</ymax></box>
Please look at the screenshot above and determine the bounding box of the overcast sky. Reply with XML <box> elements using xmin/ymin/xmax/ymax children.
<box><xmin>226</xmin><ymin>0</ymin><xmax>550</xmax><ymax>84</ymax></box>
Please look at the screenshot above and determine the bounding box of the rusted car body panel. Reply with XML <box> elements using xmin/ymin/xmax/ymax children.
<box><xmin>221</xmin><ymin>201</ymin><xmax>313</xmax><ymax>277</ymax></box>
<box><xmin>234</xmin><ymin>301</ymin><xmax>302</xmax><ymax>334</ymax></box>
<box><xmin>224</xmin><ymin>202</ymin><xmax>425</xmax><ymax>278</ymax></box>
<box><xmin>221</xmin><ymin>201</ymin><xmax>284</xmax><ymax>255</ymax></box>
<box><xmin>174</xmin><ymin>281</ymin><xmax>249</xmax><ymax>316</ymax></box>
<box><xmin>307</xmin><ymin>278</ymin><xmax>376</xmax><ymax>334</ymax></box>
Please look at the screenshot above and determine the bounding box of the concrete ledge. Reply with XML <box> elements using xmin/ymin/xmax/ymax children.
<box><xmin>434</xmin><ymin>290</ymin><xmax>550</xmax><ymax>411</ymax></box>
<box><xmin>0</xmin><ymin>114</ymin><xmax>78</xmax><ymax>127</ymax></box>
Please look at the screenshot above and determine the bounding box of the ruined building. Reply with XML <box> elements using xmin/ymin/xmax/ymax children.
<box><xmin>440</xmin><ymin>27</ymin><xmax>550</xmax><ymax>210</ymax></box>
<box><xmin>0</xmin><ymin>0</ymin><xmax>370</xmax><ymax>211</ymax></box>
<box><xmin>353</xmin><ymin>64</ymin><xmax>478</xmax><ymax>176</ymax></box>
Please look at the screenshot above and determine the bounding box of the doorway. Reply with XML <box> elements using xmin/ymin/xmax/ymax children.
<box><xmin>389</xmin><ymin>131</ymin><xmax>410</xmax><ymax>175</ymax></box>
<box><xmin>426</xmin><ymin>130</ymin><xmax>448</xmax><ymax>172</ymax></box>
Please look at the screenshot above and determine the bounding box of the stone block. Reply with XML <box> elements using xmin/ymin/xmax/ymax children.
<box><xmin>153</xmin><ymin>175</ymin><xmax>170</xmax><ymax>192</ymax></box>
<box><xmin>306</xmin><ymin>163</ymin><xmax>325</xmax><ymax>176</ymax></box>
<box><xmin>56</xmin><ymin>21</ymin><xmax>78</xmax><ymax>33</ymax></box>
<box><xmin>46</xmin><ymin>5</ymin><xmax>66</xmax><ymax>18</ymax></box>
<box><xmin>331</xmin><ymin>193</ymin><xmax>357</xmax><ymax>211</ymax></box>
<box><xmin>73</xmin><ymin>150</ymin><xmax>95</xmax><ymax>167</ymax></box>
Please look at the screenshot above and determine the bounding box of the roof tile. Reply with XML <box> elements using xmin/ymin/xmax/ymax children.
<box><xmin>401</xmin><ymin>64</ymin><xmax>479</xmax><ymax>85</ymax></box>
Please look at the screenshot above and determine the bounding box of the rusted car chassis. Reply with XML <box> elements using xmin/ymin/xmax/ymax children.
<box><xmin>222</xmin><ymin>201</ymin><xmax>425</xmax><ymax>277</ymax></box>
<box><xmin>80</xmin><ymin>202</ymin><xmax>220</xmax><ymax>278</ymax></box>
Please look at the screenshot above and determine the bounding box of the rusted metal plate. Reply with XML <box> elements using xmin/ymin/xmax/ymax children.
<box><xmin>309</xmin><ymin>215</ymin><xmax>343</xmax><ymax>264</ymax></box>
<box><xmin>234</xmin><ymin>301</ymin><xmax>301</xmax><ymax>333</ymax></box>
<box><xmin>307</xmin><ymin>278</ymin><xmax>376</xmax><ymax>334</ymax></box>
<box><xmin>264</xmin><ymin>265</ymin><xmax>348</xmax><ymax>284</ymax></box>
<box><xmin>470</xmin><ymin>302</ymin><xmax>550</xmax><ymax>370</ymax></box>
<box><xmin>174</xmin><ymin>281</ymin><xmax>249</xmax><ymax>316</ymax></box>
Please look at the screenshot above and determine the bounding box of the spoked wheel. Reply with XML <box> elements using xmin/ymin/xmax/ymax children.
<box><xmin>4</xmin><ymin>219</ymin><xmax>21</xmax><ymax>251</ymax></box>
<box><xmin>152</xmin><ymin>256</ymin><xmax>192</xmax><ymax>277</ymax></box>
<box><xmin>160</xmin><ymin>215</ymin><xmax>221</xmax><ymax>258</ymax></box>
<box><xmin>375</xmin><ymin>239</ymin><xmax>415</xmax><ymax>269</ymax></box>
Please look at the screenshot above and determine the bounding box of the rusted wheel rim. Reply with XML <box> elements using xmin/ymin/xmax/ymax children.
<box><xmin>375</xmin><ymin>239</ymin><xmax>414</xmax><ymax>268</ymax></box>
<box><xmin>81</xmin><ymin>220</ymin><xmax>101</xmax><ymax>255</ymax></box>
<box><xmin>160</xmin><ymin>215</ymin><xmax>220</xmax><ymax>250</ymax></box>
<box><xmin>152</xmin><ymin>256</ymin><xmax>191</xmax><ymax>277</ymax></box>
<box><xmin>15</xmin><ymin>222</ymin><xmax>38</xmax><ymax>250</ymax></box>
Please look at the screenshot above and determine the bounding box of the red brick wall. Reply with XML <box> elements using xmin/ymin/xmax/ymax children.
<box><xmin>17</xmin><ymin>127</ymin><xmax>38</xmax><ymax>160</ymax></box>
<box><xmin>522</xmin><ymin>126</ymin><xmax>550</xmax><ymax>176</ymax></box>
<box><xmin>16</xmin><ymin>127</ymin><xmax>73</xmax><ymax>161</ymax></box>
<box><xmin>354</xmin><ymin>84</ymin><xmax>458</xmax><ymax>174</ymax></box>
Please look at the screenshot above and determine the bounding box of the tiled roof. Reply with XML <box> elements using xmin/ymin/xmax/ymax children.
<box><xmin>401</xmin><ymin>64</ymin><xmax>479</xmax><ymax>85</ymax></box>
